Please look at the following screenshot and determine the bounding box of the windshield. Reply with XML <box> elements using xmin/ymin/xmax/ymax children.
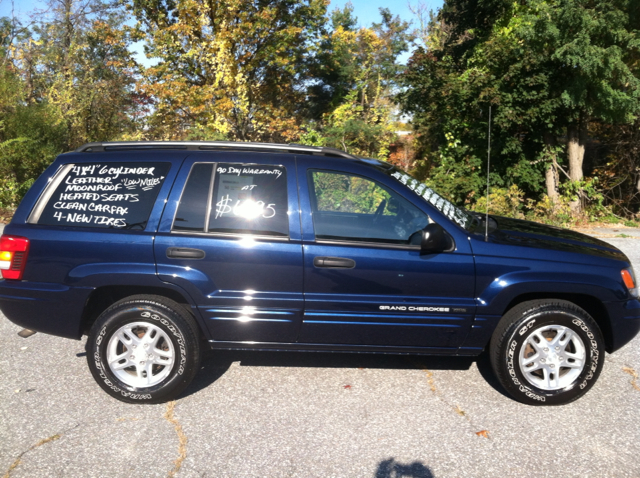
<box><xmin>387</xmin><ymin>168</ymin><xmax>474</xmax><ymax>230</ymax></box>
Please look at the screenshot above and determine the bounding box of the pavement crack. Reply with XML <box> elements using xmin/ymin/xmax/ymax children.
<box><xmin>164</xmin><ymin>401</ymin><xmax>188</xmax><ymax>478</ymax></box>
<box><xmin>422</xmin><ymin>368</ymin><xmax>437</xmax><ymax>393</ymax></box>
<box><xmin>3</xmin><ymin>433</ymin><xmax>61</xmax><ymax>478</ymax></box>
<box><xmin>622</xmin><ymin>366</ymin><xmax>640</xmax><ymax>391</ymax></box>
<box><xmin>2</xmin><ymin>423</ymin><xmax>79</xmax><ymax>478</ymax></box>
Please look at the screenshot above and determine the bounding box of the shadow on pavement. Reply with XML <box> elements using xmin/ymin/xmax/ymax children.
<box><xmin>474</xmin><ymin>349</ymin><xmax>511</xmax><ymax>399</ymax></box>
<box><xmin>375</xmin><ymin>458</ymin><xmax>434</xmax><ymax>478</ymax></box>
<box><xmin>180</xmin><ymin>348</ymin><xmax>510</xmax><ymax>400</ymax></box>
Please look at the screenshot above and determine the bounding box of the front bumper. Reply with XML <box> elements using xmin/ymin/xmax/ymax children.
<box><xmin>605</xmin><ymin>299</ymin><xmax>640</xmax><ymax>352</ymax></box>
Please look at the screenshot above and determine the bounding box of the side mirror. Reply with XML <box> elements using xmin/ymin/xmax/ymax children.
<box><xmin>421</xmin><ymin>223</ymin><xmax>455</xmax><ymax>254</ymax></box>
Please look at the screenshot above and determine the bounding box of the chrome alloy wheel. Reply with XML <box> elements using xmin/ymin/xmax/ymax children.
<box><xmin>106</xmin><ymin>321</ymin><xmax>175</xmax><ymax>387</ymax></box>
<box><xmin>519</xmin><ymin>324</ymin><xmax>586</xmax><ymax>390</ymax></box>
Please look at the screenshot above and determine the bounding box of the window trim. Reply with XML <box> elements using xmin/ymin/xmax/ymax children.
<box><xmin>204</xmin><ymin>163</ymin><xmax>217</xmax><ymax>232</ymax></box>
<box><xmin>27</xmin><ymin>164</ymin><xmax>75</xmax><ymax>224</ymax></box>
<box><xmin>170</xmin><ymin>230</ymin><xmax>291</xmax><ymax>242</ymax></box>
<box><xmin>171</xmin><ymin>162</ymin><xmax>213</xmax><ymax>233</ymax></box>
<box><xmin>315</xmin><ymin>238</ymin><xmax>421</xmax><ymax>250</ymax></box>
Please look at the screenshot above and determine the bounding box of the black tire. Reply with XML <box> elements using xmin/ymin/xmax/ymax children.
<box><xmin>490</xmin><ymin>299</ymin><xmax>604</xmax><ymax>406</ymax></box>
<box><xmin>86</xmin><ymin>295</ymin><xmax>201</xmax><ymax>404</ymax></box>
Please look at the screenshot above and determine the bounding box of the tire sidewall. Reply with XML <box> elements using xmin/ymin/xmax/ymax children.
<box><xmin>88</xmin><ymin>303</ymin><xmax>190</xmax><ymax>403</ymax></box>
<box><xmin>503</xmin><ymin>308</ymin><xmax>604</xmax><ymax>405</ymax></box>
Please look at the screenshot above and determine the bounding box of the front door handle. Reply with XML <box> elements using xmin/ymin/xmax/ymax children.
<box><xmin>313</xmin><ymin>256</ymin><xmax>356</xmax><ymax>269</ymax></box>
<box><xmin>166</xmin><ymin>247</ymin><xmax>206</xmax><ymax>259</ymax></box>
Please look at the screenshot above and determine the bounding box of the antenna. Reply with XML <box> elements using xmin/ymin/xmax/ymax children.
<box><xmin>485</xmin><ymin>105</ymin><xmax>492</xmax><ymax>242</ymax></box>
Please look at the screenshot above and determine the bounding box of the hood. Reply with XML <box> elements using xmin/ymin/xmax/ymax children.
<box><xmin>482</xmin><ymin>215</ymin><xmax>626</xmax><ymax>261</ymax></box>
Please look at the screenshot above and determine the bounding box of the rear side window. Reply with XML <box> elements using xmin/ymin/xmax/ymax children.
<box><xmin>32</xmin><ymin>162</ymin><xmax>170</xmax><ymax>229</ymax></box>
<box><xmin>172</xmin><ymin>163</ymin><xmax>289</xmax><ymax>237</ymax></box>
<box><xmin>210</xmin><ymin>164</ymin><xmax>288</xmax><ymax>236</ymax></box>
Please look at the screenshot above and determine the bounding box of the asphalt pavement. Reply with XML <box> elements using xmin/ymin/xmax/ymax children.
<box><xmin>1</xmin><ymin>228</ymin><xmax>639</xmax><ymax>478</ymax></box>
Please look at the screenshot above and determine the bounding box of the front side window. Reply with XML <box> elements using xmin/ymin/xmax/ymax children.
<box><xmin>35</xmin><ymin>162</ymin><xmax>170</xmax><ymax>229</ymax></box>
<box><xmin>309</xmin><ymin>170</ymin><xmax>429</xmax><ymax>244</ymax></box>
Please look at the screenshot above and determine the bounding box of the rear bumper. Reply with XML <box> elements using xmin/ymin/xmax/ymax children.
<box><xmin>0</xmin><ymin>280</ymin><xmax>93</xmax><ymax>339</ymax></box>
<box><xmin>606</xmin><ymin>299</ymin><xmax>640</xmax><ymax>352</ymax></box>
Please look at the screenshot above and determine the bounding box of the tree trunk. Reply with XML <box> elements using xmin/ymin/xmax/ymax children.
<box><xmin>545</xmin><ymin>164</ymin><xmax>559</xmax><ymax>201</ymax></box>
<box><xmin>544</xmin><ymin>132</ymin><xmax>559</xmax><ymax>201</ymax></box>
<box><xmin>567</xmin><ymin>123</ymin><xmax>586</xmax><ymax>182</ymax></box>
<box><xmin>24</xmin><ymin>50</ymin><xmax>34</xmax><ymax>103</ymax></box>
<box><xmin>63</xmin><ymin>0</ymin><xmax>74</xmax><ymax>81</ymax></box>
<box><xmin>567</xmin><ymin>118</ymin><xmax>588</xmax><ymax>213</ymax></box>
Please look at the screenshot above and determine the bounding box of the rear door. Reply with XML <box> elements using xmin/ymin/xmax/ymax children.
<box><xmin>297</xmin><ymin>157</ymin><xmax>476</xmax><ymax>350</ymax></box>
<box><xmin>155</xmin><ymin>152</ymin><xmax>303</xmax><ymax>343</ymax></box>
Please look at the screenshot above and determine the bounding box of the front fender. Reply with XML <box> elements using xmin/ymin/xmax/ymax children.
<box><xmin>477</xmin><ymin>271</ymin><xmax>625</xmax><ymax>316</ymax></box>
<box><xmin>459</xmin><ymin>269</ymin><xmax>626</xmax><ymax>351</ymax></box>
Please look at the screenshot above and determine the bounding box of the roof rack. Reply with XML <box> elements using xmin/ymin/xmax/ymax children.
<box><xmin>74</xmin><ymin>141</ymin><xmax>359</xmax><ymax>160</ymax></box>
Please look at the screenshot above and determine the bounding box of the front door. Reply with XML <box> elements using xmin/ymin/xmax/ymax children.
<box><xmin>297</xmin><ymin>161</ymin><xmax>476</xmax><ymax>349</ymax></box>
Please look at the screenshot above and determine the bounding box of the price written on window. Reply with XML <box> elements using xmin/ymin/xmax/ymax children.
<box><xmin>214</xmin><ymin>194</ymin><xmax>276</xmax><ymax>220</ymax></box>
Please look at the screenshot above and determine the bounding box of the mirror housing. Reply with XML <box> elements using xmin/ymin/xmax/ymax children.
<box><xmin>420</xmin><ymin>223</ymin><xmax>455</xmax><ymax>254</ymax></box>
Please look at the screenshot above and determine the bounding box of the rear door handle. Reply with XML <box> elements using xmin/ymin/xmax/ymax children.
<box><xmin>313</xmin><ymin>256</ymin><xmax>356</xmax><ymax>269</ymax></box>
<box><xmin>166</xmin><ymin>247</ymin><xmax>206</xmax><ymax>259</ymax></box>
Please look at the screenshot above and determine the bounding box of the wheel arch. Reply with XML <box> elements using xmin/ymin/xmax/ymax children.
<box><xmin>501</xmin><ymin>292</ymin><xmax>613</xmax><ymax>352</ymax></box>
<box><xmin>79</xmin><ymin>285</ymin><xmax>206</xmax><ymax>338</ymax></box>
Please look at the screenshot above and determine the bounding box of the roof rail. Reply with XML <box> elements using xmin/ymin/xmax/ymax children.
<box><xmin>74</xmin><ymin>141</ymin><xmax>359</xmax><ymax>160</ymax></box>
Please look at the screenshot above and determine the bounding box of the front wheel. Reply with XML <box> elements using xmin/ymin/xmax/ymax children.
<box><xmin>490</xmin><ymin>299</ymin><xmax>604</xmax><ymax>406</ymax></box>
<box><xmin>86</xmin><ymin>295</ymin><xmax>201</xmax><ymax>404</ymax></box>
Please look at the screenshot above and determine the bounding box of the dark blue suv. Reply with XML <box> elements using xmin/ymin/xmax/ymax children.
<box><xmin>1</xmin><ymin>141</ymin><xmax>638</xmax><ymax>405</ymax></box>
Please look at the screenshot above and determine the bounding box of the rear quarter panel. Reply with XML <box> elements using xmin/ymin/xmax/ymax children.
<box><xmin>0</xmin><ymin>151</ymin><xmax>186</xmax><ymax>339</ymax></box>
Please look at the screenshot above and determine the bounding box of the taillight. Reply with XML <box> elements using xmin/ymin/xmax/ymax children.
<box><xmin>0</xmin><ymin>235</ymin><xmax>30</xmax><ymax>280</ymax></box>
<box><xmin>622</xmin><ymin>268</ymin><xmax>638</xmax><ymax>298</ymax></box>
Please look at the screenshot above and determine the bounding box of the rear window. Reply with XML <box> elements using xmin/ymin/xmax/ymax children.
<box><xmin>31</xmin><ymin>162</ymin><xmax>171</xmax><ymax>229</ymax></box>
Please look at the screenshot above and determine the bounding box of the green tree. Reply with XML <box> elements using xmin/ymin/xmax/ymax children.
<box><xmin>507</xmin><ymin>0</ymin><xmax>640</xmax><ymax>211</ymax></box>
<box><xmin>401</xmin><ymin>0</ymin><xmax>640</xmax><ymax>214</ymax></box>
<box><xmin>302</xmin><ymin>6</ymin><xmax>413</xmax><ymax>158</ymax></box>
<box><xmin>23</xmin><ymin>0</ymin><xmax>142</xmax><ymax>148</ymax></box>
<box><xmin>0</xmin><ymin>0</ymin><xmax>139</xmax><ymax>207</ymax></box>
<box><xmin>304</xmin><ymin>4</ymin><xmax>360</xmax><ymax>120</ymax></box>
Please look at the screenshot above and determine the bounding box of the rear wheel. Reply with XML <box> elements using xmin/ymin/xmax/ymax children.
<box><xmin>490</xmin><ymin>299</ymin><xmax>604</xmax><ymax>405</ymax></box>
<box><xmin>86</xmin><ymin>295</ymin><xmax>201</xmax><ymax>404</ymax></box>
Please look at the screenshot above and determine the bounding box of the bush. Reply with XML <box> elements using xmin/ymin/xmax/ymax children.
<box><xmin>473</xmin><ymin>185</ymin><xmax>526</xmax><ymax>219</ymax></box>
<box><xmin>469</xmin><ymin>180</ymin><xmax>629</xmax><ymax>229</ymax></box>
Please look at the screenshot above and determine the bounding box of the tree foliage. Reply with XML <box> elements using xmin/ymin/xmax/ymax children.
<box><xmin>0</xmin><ymin>0</ymin><xmax>141</xmax><ymax>207</ymax></box>
<box><xmin>1</xmin><ymin>0</ymin><xmax>639</xmax><ymax>223</ymax></box>
<box><xmin>400</xmin><ymin>0</ymin><xmax>640</xmax><ymax>216</ymax></box>
<box><xmin>130</xmin><ymin>0</ymin><xmax>327</xmax><ymax>142</ymax></box>
<box><xmin>302</xmin><ymin>5</ymin><xmax>413</xmax><ymax>158</ymax></box>
<box><xmin>0</xmin><ymin>1</ymin><xmax>410</xmax><ymax>207</ymax></box>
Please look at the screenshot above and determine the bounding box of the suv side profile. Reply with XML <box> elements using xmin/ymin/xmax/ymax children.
<box><xmin>1</xmin><ymin>141</ymin><xmax>639</xmax><ymax>405</ymax></box>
